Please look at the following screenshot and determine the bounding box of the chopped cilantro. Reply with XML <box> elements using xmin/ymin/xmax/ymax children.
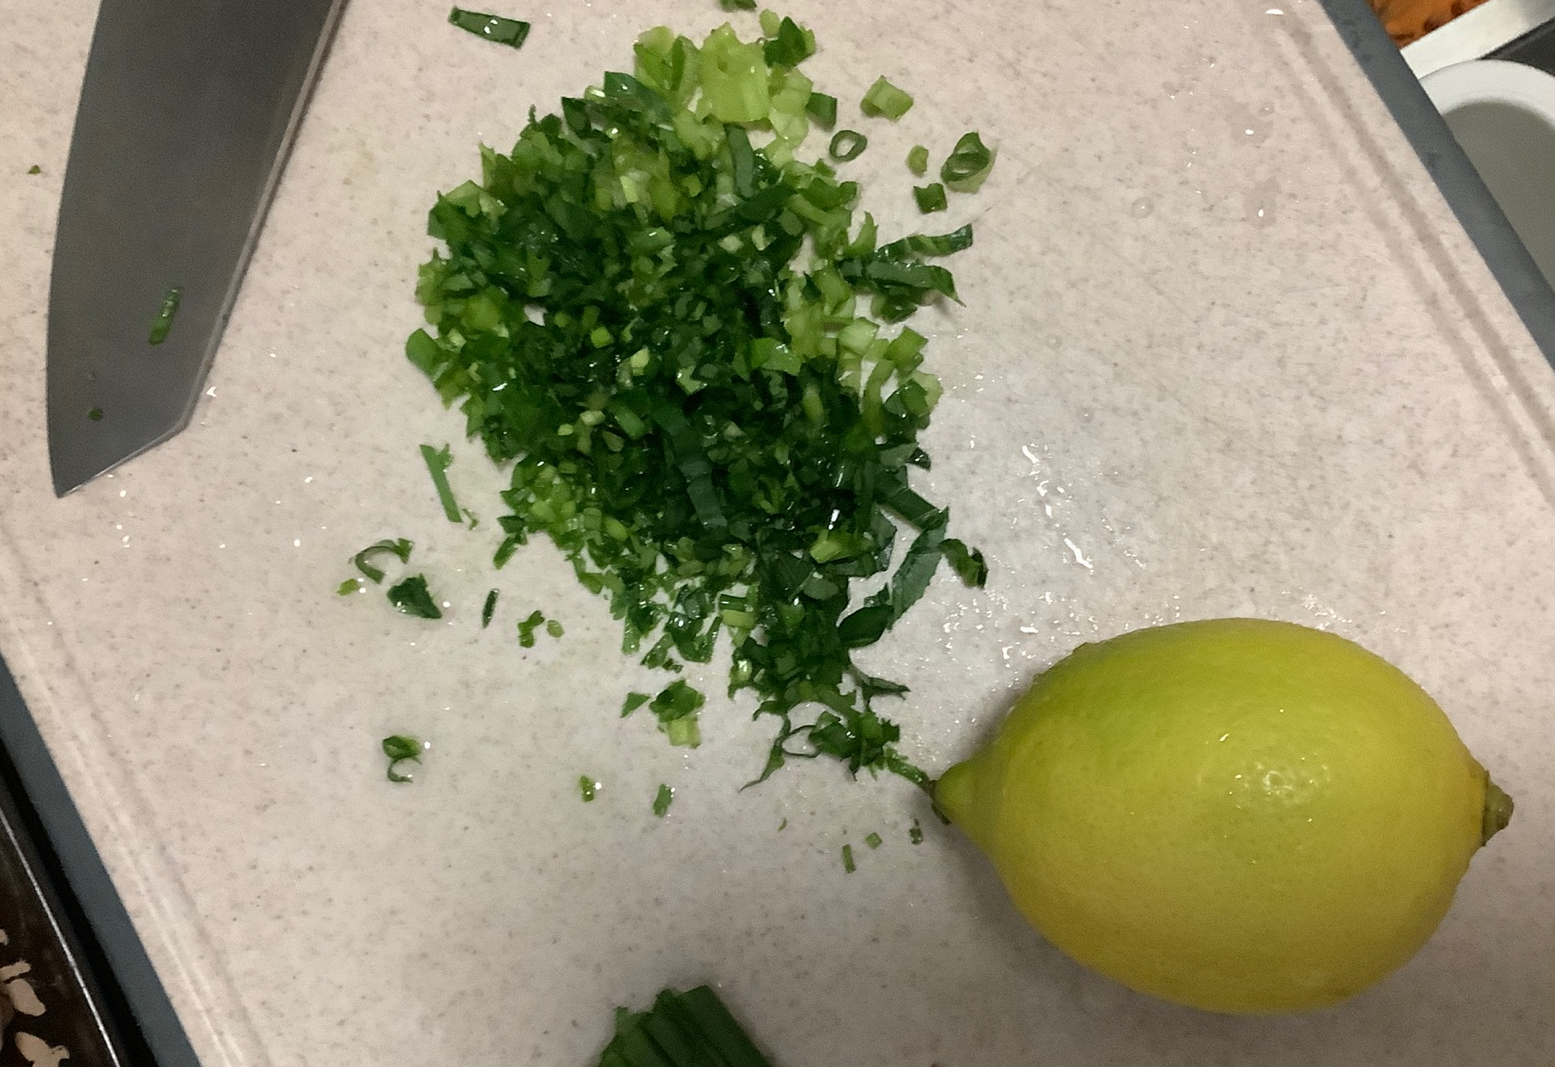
<box><xmin>387</xmin><ymin>574</ymin><xmax>442</xmax><ymax>618</ymax></box>
<box><xmin>447</xmin><ymin>7</ymin><xmax>530</xmax><ymax>47</ymax></box>
<box><xmin>408</xmin><ymin>19</ymin><xmax>984</xmax><ymax>789</ymax></box>
<box><xmin>419</xmin><ymin>444</ymin><xmax>462</xmax><ymax>522</ymax></box>
<box><xmin>517</xmin><ymin>609</ymin><xmax>545</xmax><ymax>647</ymax></box>
<box><xmin>652</xmin><ymin>783</ymin><xmax>674</xmax><ymax>817</ymax></box>
<box><xmin>351</xmin><ymin>537</ymin><xmax>414</xmax><ymax>583</ymax></box>
<box><xmin>382</xmin><ymin>734</ymin><xmax>423</xmax><ymax>782</ymax></box>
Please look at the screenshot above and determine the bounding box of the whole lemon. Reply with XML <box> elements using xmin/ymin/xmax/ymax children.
<box><xmin>935</xmin><ymin>618</ymin><xmax>1513</xmax><ymax>1014</ymax></box>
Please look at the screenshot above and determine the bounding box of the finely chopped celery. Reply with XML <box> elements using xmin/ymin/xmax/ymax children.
<box><xmin>408</xmin><ymin>18</ymin><xmax>984</xmax><ymax>787</ymax></box>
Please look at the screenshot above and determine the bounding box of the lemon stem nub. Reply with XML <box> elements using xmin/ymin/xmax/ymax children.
<box><xmin>1481</xmin><ymin>777</ymin><xmax>1514</xmax><ymax>845</ymax></box>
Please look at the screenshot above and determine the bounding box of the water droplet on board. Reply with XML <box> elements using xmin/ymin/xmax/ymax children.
<box><xmin>1131</xmin><ymin>196</ymin><xmax>1154</xmax><ymax>218</ymax></box>
<box><xmin>1245</xmin><ymin>178</ymin><xmax>1278</xmax><ymax>228</ymax></box>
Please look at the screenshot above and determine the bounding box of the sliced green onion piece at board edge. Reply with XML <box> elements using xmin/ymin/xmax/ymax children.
<box><xmin>447</xmin><ymin>7</ymin><xmax>530</xmax><ymax>47</ymax></box>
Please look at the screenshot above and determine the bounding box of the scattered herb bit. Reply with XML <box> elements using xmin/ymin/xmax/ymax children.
<box><xmin>909</xmin><ymin>817</ymin><xmax>924</xmax><ymax>844</ymax></box>
<box><xmin>650</xmin><ymin>679</ymin><xmax>704</xmax><ymax>749</ymax></box>
<box><xmin>387</xmin><ymin>574</ymin><xmax>443</xmax><ymax>619</ymax></box>
<box><xmin>579</xmin><ymin>775</ymin><xmax>598</xmax><ymax>801</ymax></box>
<box><xmin>597</xmin><ymin>987</ymin><xmax>775</xmax><ymax>1067</ymax></box>
<box><xmin>147</xmin><ymin>287</ymin><xmax>181</xmax><ymax>345</ymax></box>
<box><xmin>841</xmin><ymin>844</ymin><xmax>856</xmax><ymax>873</ymax></box>
<box><xmin>351</xmin><ymin>537</ymin><xmax>414</xmax><ymax>583</ymax></box>
<box><xmin>409</xmin><ymin>20</ymin><xmax>984</xmax><ymax>790</ymax></box>
<box><xmin>462</xmin><ymin>507</ymin><xmax>480</xmax><ymax>529</ymax></box>
<box><xmin>719</xmin><ymin>0</ymin><xmax>757</xmax><ymax>9</ymax></box>
<box><xmin>860</xmin><ymin>75</ymin><xmax>913</xmax><ymax>120</ymax></box>
<box><xmin>864</xmin><ymin>831</ymin><xmax>883</xmax><ymax>849</ymax></box>
<box><xmin>447</xmin><ymin>7</ymin><xmax>530</xmax><ymax>47</ymax></box>
<box><xmin>940</xmin><ymin>130</ymin><xmax>996</xmax><ymax>193</ymax></box>
<box><xmin>27</xmin><ymin>164</ymin><xmax>41</xmax><ymax>175</ymax></box>
<box><xmin>419</xmin><ymin>443</ymin><xmax>462</xmax><ymax>522</ymax></box>
<box><xmin>481</xmin><ymin>588</ymin><xmax>499</xmax><ymax>627</ymax></box>
<box><xmin>777</xmin><ymin>817</ymin><xmax>788</xmax><ymax>831</ymax></box>
<box><xmin>493</xmin><ymin>537</ymin><xmax>520</xmax><ymax>569</ymax></box>
<box><xmin>652</xmin><ymin>783</ymin><xmax>674</xmax><ymax>817</ymax></box>
<box><xmin>942</xmin><ymin>536</ymin><xmax>988</xmax><ymax>586</ymax></box>
<box><xmin>336</xmin><ymin>578</ymin><xmax>363</xmax><ymax>595</ymax></box>
<box><xmin>545</xmin><ymin>618</ymin><xmax>565</xmax><ymax>638</ymax></box>
<box><xmin>621</xmin><ymin>692</ymin><xmax>652</xmax><ymax>717</ymax></box>
<box><xmin>87</xmin><ymin>407</ymin><xmax>103</xmax><ymax>422</ymax></box>
<box><xmin>906</xmin><ymin>144</ymin><xmax>929</xmax><ymax>176</ymax></box>
<box><xmin>517</xmin><ymin>609</ymin><xmax>546</xmax><ymax>647</ymax></box>
<box><xmin>382</xmin><ymin>734</ymin><xmax>423</xmax><ymax>782</ymax></box>
<box><xmin>804</xmin><ymin>91</ymin><xmax>837</xmax><ymax>127</ymax></box>
<box><xmin>913</xmin><ymin>182</ymin><xmax>947</xmax><ymax>213</ymax></box>
<box><xmin>828</xmin><ymin>128</ymin><xmax>867</xmax><ymax>161</ymax></box>
<box><xmin>762</xmin><ymin>15</ymin><xmax>814</xmax><ymax>67</ymax></box>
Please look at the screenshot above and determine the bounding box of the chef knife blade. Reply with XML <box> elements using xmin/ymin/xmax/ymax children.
<box><xmin>47</xmin><ymin>0</ymin><xmax>348</xmax><ymax>496</ymax></box>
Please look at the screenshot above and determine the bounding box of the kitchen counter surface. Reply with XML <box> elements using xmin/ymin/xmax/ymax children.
<box><xmin>1</xmin><ymin>1</ymin><xmax>1553</xmax><ymax>1065</ymax></box>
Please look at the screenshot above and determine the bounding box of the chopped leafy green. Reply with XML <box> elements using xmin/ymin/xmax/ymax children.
<box><xmin>545</xmin><ymin>618</ymin><xmax>565</xmax><ymax>638</ymax></box>
<box><xmin>419</xmin><ymin>444</ymin><xmax>462</xmax><ymax>522</ymax></box>
<box><xmin>481</xmin><ymin>588</ymin><xmax>499</xmax><ymax>627</ymax></box>
<box><xmin>517</xmin><ymin>609</ymin><xmax>545</xmax><ymax>647</ymax></box>
<box><xmin>147</xmin><ymin>287</ymin><xmax>180</xmax><ymax>345</ymax></box>
<box><xmin>621</xmin><ymin>692</ymin><xmax>651</xmax><ymax>717</ymax></box>
<box><xmin>940</xmin><ymin>130</ymin><xmax>996</xmax><ymax>193</ymax></box>
<box><xmin>913</xmin><ymin>182</ymin><xmax>947</xmax><ymax>213</ymax></box>
<box><xmin>463</xmin><ymin>507</ymin><xmax>480</xmax><ymax>529</ymax></box>
<box><xmin>828</xmin><ymin>128</ymin><xmax>867</xmax><ymax>161</ymax></box>
<box><xmin>337</xmin><ymin>578</ymin><xmax>363</xmax><ymax>595</ymax></box>
<box><xmin>841</xmin><ymin>844</ymin><xmax>856</xmax><ymax>873</ymax></box>
<box><xmin>87</xmin><ymin>407</ymin><xmax>103</xmax><ymax>421</ymax></box>
<box><xmin>579</xmin><ymin>775</ymin><xmax>598</xmax><ymax>801</ymax></box>
<box><xmin>447</xmin><ymin>7</ymin><xmax>530</xmax><ymax>47</ymax></box>
<box><xmin>387</xmin><ymin>574</ymin><xmax>442</xmax><ymax>618</ymax></box>
<box><xmin>804</xmin><ymin>91</ymin><xmax>837</xmax><ymax>127</ymax></box>
<box><xmin>382</xmin><ymin>734</ymin><xmax>423</xmax><ymax>782</ymax></box>
<box><xmin>906</xmin><ymin>144</ymin><xmax>928</xmax><ymax>176</ymax></box>
<box><xmin>650</xmin><ymin>679</ymin><xmax>704</xmax><ymax>748</ymax></box>
<box><xmin>942</xmin><ymin>536</ymin><xmax>988</xmax><ymax>587</ymax></box>
<box><xmin>409</xmin><ymin>19</ymin><xmax>984</xmax><ymax>789</ymax></box>
<box><xmin>865</xmin><ymin>831</ymin><xmax>883</xmax><ymax>849</ymax></box>
<box><xmin>909</xmin><ymin>817</ymin><xmax>924</xmax><ymax>844</ymax></box>
<box><xmin>597</xmin><ymin>986</ymin><xmax>775</xmax><ymax>1067</ymax></box>
<box><xmin>352</xmin><ymin>537</ymin><xmax>414</xmax><ymax>583</ymax></box>
<box><xmin>860</xmin><ymin>76</ymin><xmax>913</xmax><ymax>119</ymax></box>
<box><xmin>652</xmin><ymin>783</ymin><xmax>674</xmax><ymax>817</ymax></box>
<box><xmin>777</xmin><ymin>817</ymin><xmax>787</xmax><ymax>831</ymax></box>
<box><xmin>719</xmin><ymin>0</ymin><xmax>757</xmax><ymax>9</ymax></box>
<box><xmin>27</xmin><ymin>164</ymin><xmax>41</xmax><ymax>175</ymax></box>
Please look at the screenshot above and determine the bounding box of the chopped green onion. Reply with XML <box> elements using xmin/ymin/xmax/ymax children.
<box><xmin>777</xmin><ymin>817</ymin><xmax>787</xmax><ymax>831</ymax></box>
<box><xmin>517</xmin><ymin>609</ymin><xmax>545</xmax><ymax>647</ymax></box>
<box><xmin>87</xmin><ymin>407</ymin><xmax>103</xmax><ymax>421</ymax></box>
<box><xmin>650</xmin><ymin>679</ymin><xmax>704</xmax><ymax>749</ymax></box>
<box><xmin>481</xmin><ymin>588</ymin><xmax>499</xmax><ymax>627</ymax></box>
<box><xmin>27</xmin><ymin>164</ymin><xmax>41</xmax><ymax>175</ymax></box>
<box><xmin>762</xmin><ymin>16</ymin><xmax>814</xmax><ymax>69</ymax></box>
<box><xmin>351</xmin><ymin>537</ymin><xmax>414</xmax><ymax>583</ymax></box>
<box><xmin>828</xmin><ymin>129</ymin><xmax>867</xmax><ymax>162</ymax></box>
<box><xmin>909</xmin><ymin>817</ymin><xmax>924</xmax><ymax>844</ymax></box>
<box><xmin>419</xmin><ymin>444</ymin><xmax>462</xmax><ymax>522</ymax></box>
<box><xmin>621</xmin><ymin>692</ymin><xmax>651</xmax><ymax>717</ymax></box>
<box><xmin>652</xmin><ymin>783</ymin><xmax>673</xmax><ymax>817</ymax></box>
<box><xmin>718</xmin><ymin>0</ymin><xmax>757</xmax><ymax>8</ymax></box>
<box><xmin>387</xmin><ymin>574</ymin><xmax>442</xmax><ymax>618</ymax></box>
<box><xmin>860</xmin><ymin>76</ymin><xmax>913</xmax><ymax>119</ymax></box>
<box><xmin>382</xmin><ymin>734</ymin><xmax>423</xmax><ymax>782</ymax></box>
<box><xmin>864</xmin><ymin>831</ymin><xmax>883</xmax><ymax>849</ymax></box>
<box><xmin>147</xmin><ymin>287</ymin><xmax>181</xmax><ymax>345</ymax></box>
<box><xmin>462</xmin><ymin>507</ymin><xmax>480</xmax><ymax>529</ymax></box>
<box><xmin>805</xmin><ymin>91</ymin><xmax>838</xmax><ymax>127</ymax></box>
<box><xmin>913</xmin><ymin>182</ymin><xmax>947</xmax><ymax>213</ymax></box>
<box><xmin>940</xmin><ymin>130</ymin><xmax>996</xmax><ymax>193</ymax></box>
<box><xmin>596</xmin><ymin>987</ymin><xmax>775</xmax><ymax>1067</ymax></box>
<box><xmin>447</xmin><ymin>7</ymin><xmax>530</xmax><ymax>47</ymax></box>
<box><xmin>906</xmin><ymin>144</ymin><xmax>928</xmax><ymax>175</ymax></box>
<box><xmin>545</xmin><ymin>618</ymin><xmax>565</xmax><ymax>638</ymax></box>
<box><xmin>579</xmin><ymin>775</ymin><xmax>598</xmax><ymax>801</ymax></box>
<box><xmin>336</xmin><ymin>578</ymin><xmax>363</xmax><ymax>596</ymax></box>
<box><xmin>841</xmin><ymin>844</ymin><xmax>856</xmax><ymax>873</ymax></box>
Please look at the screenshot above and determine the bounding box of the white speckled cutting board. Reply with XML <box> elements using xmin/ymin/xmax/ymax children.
<box><xmin>1</xmin><ymin>0</ymin><xmax>1553</xmax><ymax>1064</ymax></box>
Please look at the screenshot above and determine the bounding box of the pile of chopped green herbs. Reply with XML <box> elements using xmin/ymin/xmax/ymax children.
<box><xmin>407</xmin><ymin>15</ymin><xmax>985</xmax><ymax>789</ymax></box>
